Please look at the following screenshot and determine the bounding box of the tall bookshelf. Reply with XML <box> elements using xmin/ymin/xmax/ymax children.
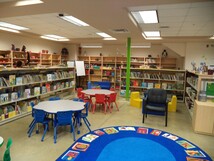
<box><xmin>0</xmin><ymin>67</ymin><xmax>75</xmax><ymax>125</ymax></box>
<box><xmin>185</xmin><ymin>71</ymin><xmax>214</xmax><ymax>135</ymax></box>
<box><xmin>78</xmin><ymin>55</ymin><xmax>177</xmax><ymax>89</ymax></box>
<box><xmin>120</xmin><ymin>68</ymin><xmax>186</xmax><ymax>102</ymax></box>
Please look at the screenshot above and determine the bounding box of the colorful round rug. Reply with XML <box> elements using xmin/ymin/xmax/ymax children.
<box><xmin>56</xmin><ymin>126</ymin><xmax>212</xmax><ymax>161</ymax></box>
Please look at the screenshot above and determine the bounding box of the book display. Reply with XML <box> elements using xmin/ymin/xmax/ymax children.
<box><xmin>0</xmin><ymin>67</ymin><xmax>75</xmax><ymax>125</ymax></box>
<box><xmin>121</xmin><ymin>68</ymin><xmax>186</xmax><ymax>101</ymax></box>
<box><xmin>186</xmin><ymin>71</ymin><xmax>214</xmax><ymax>135</ymax></box>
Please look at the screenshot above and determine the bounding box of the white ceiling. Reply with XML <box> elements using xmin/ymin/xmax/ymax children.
<box><xmin>0</xmin><ymin>0</ymin><xmax>213</xmax><ymax>45</ymax></box>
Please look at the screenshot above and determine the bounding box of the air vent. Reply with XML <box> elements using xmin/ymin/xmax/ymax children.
<box><xmin>111</xmin><ymin>28</ymin><xmax>129</xmax><ymax>33</ymax></box>
<box><xmin>160</xmin><ymin>26</ymin><xmax>170</xmax><ymax>29</ymax></box>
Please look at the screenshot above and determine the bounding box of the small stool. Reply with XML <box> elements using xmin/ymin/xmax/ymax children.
<box><xmin>130</xmin><ymin>92</ymin><xmax>142</xmax><ymax>108</ymax></box>
<box><xmin>168</xmin><ymin>95</ymin><xmax>177</xmax><ymax>112</ymax></box>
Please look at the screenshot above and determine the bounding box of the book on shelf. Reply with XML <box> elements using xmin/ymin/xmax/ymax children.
<box><xmin>0</xmin><ymin>77</ymin><xmax>9</xmax><ymax>87</ymax></box>
<box><xmin>34</xmin><ymin>87</ymin><xmax>40</xmax><ymax>95</ymax></box>
<box><xmin>47</xmin><ymin>74</ymin><xmax>53</xmax><ymax>81</ymax></box>
<box><xmin>9</xmin><ymin>75</ymin><xmax>16</xmax><ymax>86</ymax></box>
<box><xmin>147</xmin><ymin>83</ymin><xmax>154</xmax><ymax>89</ymax></box>
<box><xmin>41</xmin><ymin>86</ymin><xmax>47</xmax><ymax>94</ymax></box>
<box><xmin>46</xmin><ymin>83</ymin><xmax>51</xmax><ymax>92</ymax></box>
<box><xmin>16</xmin><ymin>77</ymin><xmax>23</xmax><ymax>85</ymax></box>
<box><xmin>24</xmin><ymin>88</ymin><xmax>31</xmax><ymax>98</ymax></box>
<box><xmin>0</xmin><ymin>93</ymin><xmax>9</xmax><ymax>103</ymax></box>
<box><xmin>161</xmin><ymin>83</ymin><xmax>167</xmax><ymax>89</ymax></box>
<box><xmin>155</xmin><ymin>83</ymin><xmax>161</xmax><ymax>88</ymax></box>
<box><xmin>11</xmin><ymin>92</ymin><xmax>18</xmax><ymax>101</ymax></box>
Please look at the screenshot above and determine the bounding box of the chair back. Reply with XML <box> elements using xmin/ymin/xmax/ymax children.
<box><xmin>147</xmin><ymin>88</ymin><xmax>167</xmax><ymax>104</ymax></box>
<box><xmin>3</xmin><ymin>138</ymin><xmax>12</xmax><ymax>161</ymax></box>
<box><xmin>34</xmin><ymin>109</ymin><xmax>46</xmax><ymax>123</ymax></box>
<box><xmin>87</xmin><ymin>81</ymin><xmax>92</xmax><ymax>89</ymax></box>
<box><xmin>95</xmin><ymin>94</ymin><xmax>106</xmax><ymax>103</ymax></box>
<box><xmin>49</xmin><ymin>96</ymin><xmax>60</xmax><ymax>101</ymax></box>
<box><xmin>77</xmin><ymin>88</ymin><xmax>83</xmax><ymax>98</ymax></box>
<box><xmin>56</xmin><ymin>111</ymin><xmax>73</xmax><ymax>125</ymax></box>
<box><xmin>109</xmin><ymin>93</ymin><xmax>117</xmax><ymax>102</ymax></box>
<box><xmin>30</xmin><ymin>102</ymin><xmax>35</xmax><ymax>117</ymax></box>
<box><xmin>110</xmin><ymin>87</ymin><xmax>115</xmax><ymax>91</ymax></box>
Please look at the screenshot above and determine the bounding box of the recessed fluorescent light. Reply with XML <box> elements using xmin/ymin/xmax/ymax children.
<box><xmin>131</xmin><ymin>10</ymin><xmax>158</xmax><ymax>24</ymax></box>
<box><xmin>0</xmin><ymin>26</ymin><xmax>20</xmax><ymax>33</ymax></box>
<box><xmin>103</xmin><ymin>37</ymin><xmax>117</xmax><ymax>40</ymax></box>
<box><xmin>60</xmin><ymin>15</ymin><xmax>89</xmax><ymax>26</ymax></box>
<box><xmin>81</xmin><ymin>45</ymin><xmax>102</xmax><ymax>48</ymax></box>
<box><xmin>96</xmin><ymin>32</ymin><xmax>111</xmax><ymax>38</ymax></box>
<box><xmin>0</xmin><ymin>22</ymin><xmax>29</xmax><ymax>30</ymax></box>
<box><xmin>142</xmin><ymin>32</ymin><xmax>162</xmax><ymax>40</ymax></box>
<box><xmin>144</xmin><ymin>31</ymin><xmax>160</xmax><ymax>37</ymax></box>
<box><xmin>15</xmin><ymin>0</ymin><xmax>43</xmax><ymax>6</ymax></box>
<box><xmin>81</xmin><ymin>43</ymin><xmax>102</xmax><ymax>48</ymax></box>
<box><xmin>41</xmin><ymin>35</ymin><xmax>69</xmax><ymax>41</ymax></box>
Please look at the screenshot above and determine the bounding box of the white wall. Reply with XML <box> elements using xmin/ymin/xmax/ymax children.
<box><xmin>79</xmin><ymin>44</ymin><xmax>184</xmax><ymax>69</ymax></box>
<box><xmin>185</xmin><ymin>42</ymin><xmax>214</xmax><ymax>70</ymax></box>
<box><xmin>0</xmin><ymin>31</ymin><xmax>66</xmax><ymax>54</ymax></box>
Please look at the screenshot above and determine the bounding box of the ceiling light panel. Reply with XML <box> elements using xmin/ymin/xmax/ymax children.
<box><xmin>131</xmin><ymin>10</ymin><xmax>158</xmax><ymax>24</ymax></box>
<box><xmin>144</xmin><ymin>31</ymin><xmax>160</xmax><ymax>37</ymax></box>
<box><xmin>0</xmin><ymin>22</ymin><xmax>29</xmax><ymax>30</ymax></box>
<box><xmin>15</xmin><ymin>0</ymin><xmax>43</xmax><ymax>6</ymax></box>
<box><xmin>41</xmin><ymin>34</ymin><xmax>69</xmax><ymax>41</ymax></box>
<box><xmin>60</xmin><ymin>15</ymin><xmax>89</xmax><ymax>26</ymax></box>
<box><xmin>0</xmin><ymin>26</ymin><xmax>20</xmax><ymax>33</ymax></box>
<box><xmin>96</xmin><ymin>32</ymin><xmax>111</xmax><ymax>38</ymax></box>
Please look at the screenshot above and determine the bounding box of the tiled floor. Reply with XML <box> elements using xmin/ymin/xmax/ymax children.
<box><xmin>0</xmin><ymin>99</ymin><xmax>213</xmax><ymax>161</ymax></box>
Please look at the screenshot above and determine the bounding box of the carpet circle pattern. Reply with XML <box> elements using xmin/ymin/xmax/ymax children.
<box><xmin>56</xmin><ymin>126</ymin><xmax>212</xmax><ymax>161</ymax></box>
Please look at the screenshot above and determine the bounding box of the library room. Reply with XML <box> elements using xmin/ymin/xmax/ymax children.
<box><xmin>0</xmin><ymin>1</ymin><xmax>214</xmax><ymax>161</ymax></box>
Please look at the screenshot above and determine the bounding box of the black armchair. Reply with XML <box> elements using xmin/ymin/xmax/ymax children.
<box><xmin>142</xmin><ymin>88</ymin><xmax>168</xmax><ymax>126</ymax></box>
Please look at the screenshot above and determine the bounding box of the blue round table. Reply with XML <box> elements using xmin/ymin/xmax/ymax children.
<box><xmin>56</xmin><ymin>126</ymin><xmax>212</xmax><ymax>161</ymax></box>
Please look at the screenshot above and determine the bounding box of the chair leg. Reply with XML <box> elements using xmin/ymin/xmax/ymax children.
<box><xmin>142</xmin><ymin>113</ymin><xmax>145</xmax><ymax>123</ymax></box>
<box><xmin>103</xmin><ymin>103</ymin><xmax>106</xmax><ymax>114</ymax></box>
<box><xmin>114</xmin><ymin>102</ymin><xmax>119</xmax><ymax>111</ymax></box>
<box><xmin>54</xmin><ymin>126</ymin><xmax>57</xmax><ymax>143</ymax></box>
<box><xmin>70</xmin><ymin>123</ymin><xmax>76</xmax><ymax>141</ymax></box>
<box><xmin>83</xmin><ymin>118</ymin><xmax>91</xmax><ymax>132</ymax></box>
<box><xmin>27</xmin><ymin>119</ymin><xmax>35</xmax><ymax>134</ymax></box>
<box><xmin>108</xmin><ymin>102</ymin><xmax>112</xmax><ymax>113</ymax></box>
<box><xmin>41</xmin><ymin>124</ymin><xmax>48</xmax><ymax>142</ymax></box>
<box><xmin>165</xmin><ymin>111</ymin><xmax>168</xmax><ymax>127</ymax></box>
<box><xmin>28</xmin><ymin>122</ymin><xmax>36</xmax><ymax>137</ymax></box>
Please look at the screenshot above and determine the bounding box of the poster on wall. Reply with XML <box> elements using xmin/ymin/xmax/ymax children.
<box><xmin>75</xmin><ymin>61</ymin><xmax>86</xmax><ymax>76</ymax></box>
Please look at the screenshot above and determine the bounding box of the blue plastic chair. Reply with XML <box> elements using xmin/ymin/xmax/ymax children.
<box><xmin>79</xmin><ymin>102</ymin><xmax>91</xmax><ymax>132</ymax></box>
<box><xmin>49</xmin><ymin>96</ymin><xmax>61</xmax><ymax>101</ymax></box>
<box><xmin>54</xmin><ymin>111</ymin><xmax>75</xmax><ymax>143</ymax></box>
<box><xmin>28</xmin><ymin>109</ymin><xmax>51</xmax><ymax>141</ymax></box>
<box><xmin>27</xmin><ymin>102</ymin><xmax>35</xmax><ymax>134</ymax></box>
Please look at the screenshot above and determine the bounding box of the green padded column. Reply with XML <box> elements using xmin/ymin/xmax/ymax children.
<box><xmin>126</xmin><ymin>37</ymin><xmax>131</xmax><ymax>100</ymax></box>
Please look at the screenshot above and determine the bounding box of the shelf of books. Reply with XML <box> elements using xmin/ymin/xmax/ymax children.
<box><xmin>0</xmin><ymin>67</ymin><xmax>75</xmax><ymax>125</ymax></box>
<box><xmin>120</xmin><ymin>68</ymin><xmax>186</xmax><ymax>102</ymax></box>
<box><xmin>185</xmin><ymin>70</ymin><xmax>214</xmax><ymax>120</ymax></box>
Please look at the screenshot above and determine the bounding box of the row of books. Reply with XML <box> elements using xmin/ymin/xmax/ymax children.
<box><xmin>0</xmin><ymin>71</ymin><xmax>74</xmax><ymax>87</ymax></box>
<box><xmin>122</xmin><ymin>72</ymin><xmax>184</xmax><ymax>81</ymax></box>
<box><xmin>122</xmin><ymin>81</ymin><xmax>184</xmax><ymax>90</ymax></box>
<box><xmin>0</xmin><ymin>81</ymin><xmax>74</xmax><ymax>103</ymax></box>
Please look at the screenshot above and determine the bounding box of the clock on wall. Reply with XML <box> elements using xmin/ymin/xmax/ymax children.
<box><xmin>162</xmin><ymin>50</ymin><xmax>168</xmax><ymax>57</ymax></box>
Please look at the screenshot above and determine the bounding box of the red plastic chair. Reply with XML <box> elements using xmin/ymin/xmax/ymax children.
<box><xmin>110</xmin><ymin>87</ymin><xmax>115</xmax><ymax>91</ymax></box>
<box><xmin>77</xmin><ymin>88</ymin><xmax>83</xmax><ymax>99</ymax></box>
<box><xmin>93</xmin><ymin>94</ymin><xmax>107</xmax><ymax>114</ymax></box>
<box><xmin>107</xmin><ymin>93</ymin><xmax>119</xmax><ymax>112</ymax></box>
